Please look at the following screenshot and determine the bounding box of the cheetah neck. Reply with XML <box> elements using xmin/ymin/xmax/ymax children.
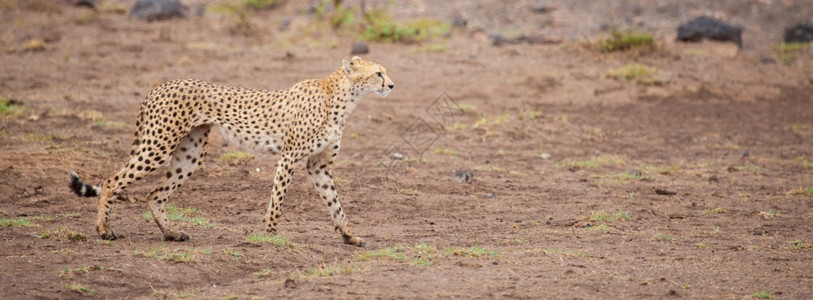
<box><xmin>322</xmin><ymin>70</ymin><xmax>363</xmax><ymax>127</ymax></box>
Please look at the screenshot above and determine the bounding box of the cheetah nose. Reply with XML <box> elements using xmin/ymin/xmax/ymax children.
<box><xmin>388</xmin><ymin>84</ymin><xmax>394</xmax><ymax>89</ymax></box>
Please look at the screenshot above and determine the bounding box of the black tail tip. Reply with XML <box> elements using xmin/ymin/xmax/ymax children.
<box><xmin>69</xmin><ymin>171</ymin><xmax>97</xmax><ymax>197</ymax></box>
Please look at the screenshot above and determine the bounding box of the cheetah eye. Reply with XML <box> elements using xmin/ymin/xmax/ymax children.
<box><xmin>376</xmin><ymin>72</ymin><xmax>382</xmax><ymax>78</ymax></box>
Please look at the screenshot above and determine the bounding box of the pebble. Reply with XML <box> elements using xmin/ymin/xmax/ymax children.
<box><xmin>452</xmin><ymin>170</ymin><xmax>473</xmax><ymax>183</ymax></box>
<box><xmin>130</xmin><ymin>0</ymin><xmax>188</xmax><ymax>21</ymax></box>
<box><xmin>350</xmin><ymin>42</ymin><xmax>369</xmax><ymax>55</ymax></box>
<box><xmin>784</xmin><ymin>23</ymin><xmax>813</xmax><ymax>43</ymax></box>
<box><xmin>677</xmin><ymin>16</ymin><xmax>743</xmax><ymax>48</ymax></box>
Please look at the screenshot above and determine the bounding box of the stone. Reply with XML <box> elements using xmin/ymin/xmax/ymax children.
<box><xmin>452</xmin><ymin>170</ymin><xmax>473</xmax><ymax>184</ymax></box>
<box><xmin>350</xmin><ymin>42</ymin><xmax>369</xmax><ymax>55</ymax></box>
<box><xmin>784</xmin><ymin>23</ymin><xmax>813</xmax><ymax>43</ymax></box>
<box><xmin>130</xmin><ymin>0</ymin><xmax>188</xmax><ymax>21</ymax></box>
<box><xmin>677</xmin><ymin>16</ymin><xmax>743</xmax><ymax>48</ymax></box>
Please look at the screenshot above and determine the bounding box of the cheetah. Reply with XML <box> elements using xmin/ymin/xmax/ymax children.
<box><xmin>68</xmin><ymin>56</ymin><xmax>394</xmax><ymax>247</ymax></box>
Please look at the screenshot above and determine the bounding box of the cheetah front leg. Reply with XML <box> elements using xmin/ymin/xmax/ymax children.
<box><xmin>306</xmin><ymin>145</ymin><xmax>365</xmax><ymax>247</ymax></box>
<box><xmin>265</xmin><ymin>154</ymin><xmax>298</xmax><ymax>235</ymax></box>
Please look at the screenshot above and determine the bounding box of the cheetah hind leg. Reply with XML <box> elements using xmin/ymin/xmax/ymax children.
<box><xmin>147</xmin><ymin>125</ymin><xmax>211</xmax><ymax>241</ymax></box>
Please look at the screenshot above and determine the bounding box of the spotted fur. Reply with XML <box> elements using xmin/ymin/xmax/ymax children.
<box><xmin>68</xmin><ymin>57</ymin><xmax>394</xmax><ymax>246</ymax></box>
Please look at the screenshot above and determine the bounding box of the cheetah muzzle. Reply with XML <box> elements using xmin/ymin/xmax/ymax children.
<box><xmin>68</xmin><ymin>56</ymin><xmax>394</xmax><ymax>247</ymax></box>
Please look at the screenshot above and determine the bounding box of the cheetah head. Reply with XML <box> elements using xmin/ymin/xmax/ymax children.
<box><xmin>342</xmin><ymin>56</ymin><xmax>394</xmax><ymax>98</ymax></box>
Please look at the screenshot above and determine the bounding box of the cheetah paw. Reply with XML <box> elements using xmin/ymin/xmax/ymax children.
<box><xmin>164</xmin><ymin>231</ymin><xmax>190</xmax><ymax>242</ymax></box>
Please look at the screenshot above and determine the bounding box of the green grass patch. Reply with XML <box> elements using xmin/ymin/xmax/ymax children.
<box><xmin>245</xmin><ymin>233</ymin><xmax>295</xmax><ymax>248</ymax></box>
<box><xmin>614</xmin><ymin>210</ymin><xmax>633</xmax><ymax>221</ymax></box>
<box><xmin>653</xmin><ymin>233</ymin><xmax>674</xmax><ymax>242</ymax></box>
<box><xmin>141</xmin><ymin>203</ymin><xmax>213</xmax><ymax>227</ymax></box>
<box><xmin>795</xmin><ymin>156</ymin><xmax>813</xmax><ymax>169</ymax></box>
<box><xmin>444</xmin><ymin>122</ymin><xmax>467</xmax><ymax>132</ymax></box>
<box><xmin>589</xmin><ymin>211</ymin><xmax>610</xmax><ymax>222</ymax></box>
<box><xmin>587</xmin><ymin>224</ymin><xmax>611</xmax><ymax>232</ymax></box>
<box><xmin>220</xmin><ymin>150</ymin><xmax>255</xmax><ymax>164</ymax></box>
<box><xmin>586</xmin><ymin>210</ymin><xmax>633</xmax><ymax>223</ymax></box>
<box><xmin>702</xmin><ymin>207</ymin><xmax>728</xmax><ymax>214</ymax></box>
<box><xmin>741</xmin><ymin>164</ymin><xmax>760</xmax><ymax>172</ymax></box>
<box><xmin>0</xmin><ymin>217</ymin><xmax>36</xmax><ymax>227</ymax></box>
<box><xmin>788</xmin><ymin>240</ymin><xmax>810</xmax><ymax>250</ymax></box>
<box><xmin>66</xmin><ymin>283</ymin><xmax>93</xmax><ymax>294</ymax></box>
<box><xmin>695</xmin><ymin>242</ymin><xmax>709</xmax><ymax>249</ymax></box>
<box><xmin>0</xmin><ymin>97</ymin><xmax>31</xmax><ymax>117</ymax></box>
<box><xmin>306</xmin><ymin>263</ymin><xmax>362</xmax><ymax>278</ymax></box>
<box><xmin>395</xmin><ymin>188</ymin><xmax>421</xmax><ymax>196</ymax></box>
<box><xmin>598</xmin><ymin>29</ymin><xmax>654</xmax><ymax>52</ymax></box>
<box><xmin>647</xmin><ymin>164</ymin><xmax>681</xmax><ymax>175</ymax></box>
<box><xmin>60</xmin><ymin>212</ymin><xmax>81</xmax><ymax>218</ymax></box>
<box><xmin>211</xmin><ymin>0</ymin><xmax>281</xmax><ymax>35</ymax></box>
<box><xmin>312</xmin><ymin>0</ymin><xmax>355</xmax><ymax>29</ymax></box>
<box><xmin>775</xmin><ymin>42</ymin><xmax>809</xmax><ymax>63</ymax></box>
<box><xmin>786</xmin><ymin>187</ymin><xmax>813</xmax><ymax>197</ymax></box>
<box><xmin>132</xmin><ymin>246</ymin><xmax>211</xmax><ymax>263</ymax></box>
<box><xmin>0</xmin><ymin>97</ymin><xmax>31</xmax><ymax>118</ymax></box>
<box><xmin>360</xmin><ymin>7</ymin><xmax>449</xmax><ymax>43</ymax></box>
<box><xmin>358</xmin><ymin>243</ymin><xmax>499</xmax><ymax>266</ymax></box>
<box><xmin>456</xmin><ymin>103</ymin><xmax>477</xmax><ymax>112</ymax></box>
<box><xmin>40</xmin><ymin>226</ymin><xmax>87</xmax><ymax>241</ymax></box>
<box><xmin>57</xmin><ymin>265</ymin><xmax>104</xmax><ymax>279</ymax></box>
<box><xmin>605</xmin><ymin>63</ymin><xmax>663</xmax><ymax>85</ymax></box>
<box><xmin>223</xmin><ymin>248</ymin><xmax>242</xmax><ymax>260</ymax></box>
<box><xmin>471</xmin><ymin>113</ymin><xmax>513</xmax><ymax>130</ymax></box>
<box><xmin>599</xmin><ymin>170</ymin><xmax>651</xmax><ymax>184</ymax></box>
<box><xmin>444</xmin><ymin>246</ymin><xmax>498</xmax><ymax>258</ymax></box>
<box><xmin>175</xmin><ymin>290</ymin><xmax>194</xmax><ymax>298</ymax></box>
<box><xmin>432</xmin><ymin>147</ymin><xmax>457</xmax><ymax>156</ymax></box>
<box><xmin>753</xmin><ymin>291</ymin><xmax>774</xmax><ymax>299</ymax></box>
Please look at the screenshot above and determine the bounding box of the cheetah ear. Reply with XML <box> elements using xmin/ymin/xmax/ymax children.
<box><xmin>342</xmin><ymin>59</ymin><xmax>353</xmax><ymax>75</ymax></box>
<box><xmin>351</xmin><ymin>56</ymin><xmax>362</xmax><ymax>61</ymax></box>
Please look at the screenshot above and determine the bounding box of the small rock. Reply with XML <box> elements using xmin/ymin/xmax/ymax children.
<box><xmin>129</xmin><ymin>0</ymin><xmax>188</xmax><ymax>21</ymax></box>
<box><xmin>486</xmin><ymin>192</ymin><xmax>496</xmax><ymax>199</ymax></box>
<box><xmin>741</xmin><ymin>150</ymin><xmax>750</xmax><ymax>157</ymax></box>
<box><xmin>390</xmin><ymin>152</ymin><xmax>404</xmax><ymax>160</ymax></box>
<box><xmin>451</xmin><ymin>15</ymin><xmax>467</xmax><ymax>28</ymax></box>
<box><xmin>760</xmin><ymin>57</ymin><xmax>777</xmax><ymax>64</ymax></box>
<box><xmin>784</xmin><ymin>23</ymin><xmax>813</xmax><ymax>43</ymax></box>
<box><xmin>708</xmin><ymin>175</ymin><xmax>719</xmax><ymax>182</ymax></box>
<box><xmin>655</xmin><ymin>188</ymin><xmax>677</xmax><ymax>195</ymax></box>
<box><xmin>452</xmin><ymin>170</ymin><xmax>473</xmax><ymax>184</ymax></box>
<box><xmin>350</xmin><ymin>42</ymin><xmax>369</xmax><ymax>55</ymax></box>
<box><xmin>758</xmin><ymin>211</ymin><xmax>774</xmax><ymax>220</ymax></box>
<box><xmin>677</xmin><ymin>16</ymin><xmax>743</xmax><ymax>48</ymax></box>
<box><xmin>531</xmin><ymin>4</ymin><xmax>551</xmax><ymax>14</ymax></box>
<box><xmin>488</xmin><ymin>32</ymin><xmax>510</xmax><ymax>46</ymax></box>
<box><xmin>539</xmin><ymin>153</ymin><xmax>551</xmax><ymax>159</ymax></box>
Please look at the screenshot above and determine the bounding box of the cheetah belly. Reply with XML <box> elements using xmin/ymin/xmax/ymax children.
<box><xmin>219</xmin><ymin>125</ymin><xmax>284</xmax><ymax>155</ymax></box>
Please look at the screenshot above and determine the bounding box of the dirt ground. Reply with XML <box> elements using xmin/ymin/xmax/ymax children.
<box><xmin>1</xmin><ymin>0</ymin><xmax>812</xmax><ymax>299</ymax></box>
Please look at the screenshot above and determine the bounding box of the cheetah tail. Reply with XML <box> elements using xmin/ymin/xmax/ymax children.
<box><xmin>68</xmin><ymin>171</ymin><xmax>100</xmax><ymax>197</ymax></box>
